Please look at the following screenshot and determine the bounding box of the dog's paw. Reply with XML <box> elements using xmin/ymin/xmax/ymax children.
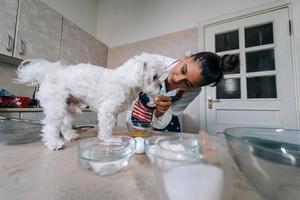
<box><xmin>44</xmin><ymin>140</ymin><xmax>65</xmax><ymax>150</ymax></box>
<box><xmin>62</xmin><ymin>130</ymin><xmax>80</xmax><ymax>141</ymax></box>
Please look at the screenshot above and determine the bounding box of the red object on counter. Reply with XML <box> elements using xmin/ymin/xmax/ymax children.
<box><xmin>0</xmin><ymin>96</ymin><xmax>32</xmax><ymax>108</ymax></box>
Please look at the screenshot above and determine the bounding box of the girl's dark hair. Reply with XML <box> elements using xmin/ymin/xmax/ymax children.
<box><xmin>191</xmin><ymin>52</ymin><xmax>239</xmax><ymax>86</ymax></box>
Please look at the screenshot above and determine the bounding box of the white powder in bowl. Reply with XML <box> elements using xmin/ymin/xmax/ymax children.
<box><xmin>148</xmin><ymin>145</ymin><xmax>156</xmax><ymax>155</ymax></box>
<box><xmin>161</xmin><ymin>143</ymin><xmax>186</xmax><ymax>151</ymax></box>
<box><xmin>163</xmin><ymin>164</ymin><xmax>224</xmax><ymax>200</ymax></box>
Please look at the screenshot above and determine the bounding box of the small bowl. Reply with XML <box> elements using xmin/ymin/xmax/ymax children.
<box><xmin>0</xmin><ymin>118</ymin><xmax>41</xmax><ymax>144</ymax></box>
<box><xmin>77</xmin><ymin>136</ymin><xmax>136</xmax><ymax>176</ymax></box>
<box><xmin>126</xmin><ymin>121</ymin><xmax>152</xmax><ymax>137</ymax></box>
<box><xmin>154</xmin><ymin>136</ymin><xmax>202</xmax><ymax>171</ymax></box>
<box><xmin>144</xmin><ymin>135</ymin><xmax>175</xmax><ymax>163</ymax></box>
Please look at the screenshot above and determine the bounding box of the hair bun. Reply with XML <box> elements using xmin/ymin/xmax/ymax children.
<box><xmin>220</xmin><ymin>54</ymin><xmax>239</xmax><ymax>72</ymax></box>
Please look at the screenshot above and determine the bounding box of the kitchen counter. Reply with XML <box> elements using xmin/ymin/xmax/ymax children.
<box><xmin>0</xmin><ymin>127</ymin><xmax>262</xmax><ymax>200</ymax></box>
<box><xmin>0</xmin><ymin>108</ymin><xmax>43</xmax><ymax>112</ymax></box>
<box><xmin>0</xmin><ymin>108</ymin><xmax>97</xmax><ymax>126</ymax></box>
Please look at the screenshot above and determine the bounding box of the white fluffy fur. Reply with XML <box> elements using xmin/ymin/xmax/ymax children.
<box><xmin>15</xmin><ymin>53</ymin><xmax>164</xmax><ymax>150</ymax></box>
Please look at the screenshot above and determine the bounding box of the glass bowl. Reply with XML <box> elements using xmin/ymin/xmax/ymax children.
<box><xmin>0</xmin><ymin>118</ymin><xmax>41</xmax><ymax>144</ymax></box>
<box><xmin>126</xmin><ymin>121</ymin><xmax>152</xmax><ymax>137</ymax></box>
<box><xmin>224</xmin><ymin>127</ymin><xmax>300</xmax><ymax>200</ymax></box>
<box><xmin>77</xmin><ymin>136</ymin><xmax>136</xmax><ymax>176</ymax></box>
<box><xmin>154</xmin><ymin>137</ymin><xmax>202</xmax><ymax>172</ymax></box>
<box><xmin>144</xmin><ymin>135</ymin><xmax>176</xmax><ymax>163</ymax></box>
<box><xmin>152</xmin><ymin>136</ymin><xmax>218</xmax><ymax>200</ymax></box>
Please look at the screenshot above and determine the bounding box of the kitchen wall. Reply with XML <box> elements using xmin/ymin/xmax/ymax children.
<box><xmin>97</xmin><ymin>0</ymin><xmax>276</xmax><ymax>47</ymax></box>
<box><xmin>108</xmin><ymin>27</ymin><xmax>198</xmax><ymax>68</ymax></box>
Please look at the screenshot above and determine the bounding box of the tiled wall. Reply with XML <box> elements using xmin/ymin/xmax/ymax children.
<box><xmin>108</xmin><ymin>27</ymin><xmax>198</xmax><ymax>68</ymax></box>
<box><xmin>108</xmin><ymin>27</ymin><xmax>201</xmax><ymax>133</ymax></box>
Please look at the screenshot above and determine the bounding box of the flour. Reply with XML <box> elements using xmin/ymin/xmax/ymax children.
<box><xmin>160</xmin><ymin>142</ymin><xmax>186</xmax><ymax>151</ymax></box>
<box><xmin>163</xmin><ymin>164</ymin><xmax>224</xmax><ymax>200</ymax></box>
<box><xmin>148</xmin><ymin>145</ymin><xmax>156</xmax><ymax>155</ymax></box>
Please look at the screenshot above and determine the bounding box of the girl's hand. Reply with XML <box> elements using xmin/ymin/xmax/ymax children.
<box><xmin>154</xmin><ymin>96</ymin><xmax>172</xmax><ymax>117</ymax></box>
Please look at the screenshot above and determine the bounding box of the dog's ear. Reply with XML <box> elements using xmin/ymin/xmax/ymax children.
<box><xmin>143</xmin><ymin>63</ymin><xmax>148</xmax><ymax>71</ymax></box>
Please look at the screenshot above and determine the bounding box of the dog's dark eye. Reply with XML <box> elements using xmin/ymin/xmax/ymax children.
<box><xmin>153</xmin><ymin>74</ymin><xmax>158</xmax><ymax>80</ymax></box>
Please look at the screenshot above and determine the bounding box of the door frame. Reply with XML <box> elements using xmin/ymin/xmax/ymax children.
<box><xmin>198</xmin><ymin>0</ymin><xmax>300</xmax><ymax>131</ymax></box>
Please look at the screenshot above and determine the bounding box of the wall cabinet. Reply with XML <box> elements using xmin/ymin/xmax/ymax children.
<box><xmin>21</xmin><ymin>111</ymin><xmax>97</xmax><ymax>125</ymax></box>
<box><xmin>0</xmin><ymin>0</ymin><xmax>19</xmax><ymax>57</ymax></box>
<box><xmin>74</xmin><ymin>112</ymin><xmax>97</xmax><ymax>125</ymax></box>
<box><xmin>14</xmin><ymin>0</ymin><xmax>62</xmax><ymax>61</ymax></box>
<box><xmin>60</xmin><ymin>18</ymin><xmax>108</xmax><ymax>66</ymax></box>
<box><xmin>88</xmin><ymin>35</ymin><xmax>108</xmax><ymax>66</ymax></box>
<box><xmin>60</xmin><ymin>19</ymin><xmax>89</xmax><ymax>65</ymax></box>
<box><xmin>0</xmin><ymin>0</ymin><xmax>108</xmax><ymax>65</ymax></box>
<box><xmin>0</xmin><ymin>110</ymin><xmax>97</xmax><ymax>125</ymax></box>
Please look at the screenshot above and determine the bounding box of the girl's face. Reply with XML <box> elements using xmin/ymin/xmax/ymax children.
<box><xmin>166</xmin><ymin>56</ymin><xmax>205</xmax><ymax>91</ymax></box>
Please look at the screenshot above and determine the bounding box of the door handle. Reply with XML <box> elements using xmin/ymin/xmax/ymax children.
<box><xmin>19</xmin><ymin>39</ymin><xmax>25</xmax><ymax>55</ymax></box>
<box><xmin>208</xmin><ymin>97</ymin><xmax>220</xmax><ymax>109</ymax></box>
<box><xmin>6</xmin><ymin>35</ymin><xmax>13</xmax><ymax>52</ymax></box>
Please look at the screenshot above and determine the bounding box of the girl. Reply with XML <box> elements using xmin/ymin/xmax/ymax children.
<box><xmin>127</xmin><ymin>52</ymin><xmax>239</xmax><ymax>132</ymax></box>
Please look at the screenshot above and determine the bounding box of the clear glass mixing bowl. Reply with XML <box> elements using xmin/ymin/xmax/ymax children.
<box><xmin>224</xmin><ymin>127</ymin><xmax>300</xmax><ymax>200</ymax></box>
<box><xmin>77</xmin><ymin>136</ymin><xmax>136</xmax><ymax>176</ymax></box>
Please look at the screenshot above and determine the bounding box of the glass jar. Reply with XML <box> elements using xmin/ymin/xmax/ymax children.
<box><xmin>153</xmin><ymin>136</ymin><xmax>224</xmax><ymax>200</ymax></box>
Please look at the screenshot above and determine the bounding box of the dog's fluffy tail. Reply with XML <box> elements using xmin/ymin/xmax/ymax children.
<box><xmin>15</xmin><ymin>59</ymin><xmax>62</xmax><ymax>86</ymax></box>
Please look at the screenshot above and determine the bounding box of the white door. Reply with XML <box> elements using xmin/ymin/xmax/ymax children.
<box><xmin>204</xmin><ymin>8</ymin><xmax>298</xmax><ymax>133</ymax></box>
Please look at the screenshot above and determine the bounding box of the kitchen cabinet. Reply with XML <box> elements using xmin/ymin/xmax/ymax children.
<box><xmin>88</xmin><ymin>35</ymin><xmax>108</xmax><ymax>66</ymax></box>
<box><xmin>0</xmin><ymin>0</ymin><xmax>108</xmax><ymax>66</ymax></box>
<box><xmin>74</xmin><ymin>111</ymin><xmax>97</xmax><ymax>125</ymax></box>
<box><xmin>0</xmin><ymin>0</ymin><xmax>19</xmax><ymax>57</ymax></box>
<box><xmin>0</xmin><ymin>109</ymin><xmax>97</xmax><ymax>125</ymax></box>
<box><xmin>0</xmin><ymin>112</ymin><xmax>20</xmax><ymax>119</ymax></box>
<box><xmin>13</xmin><ymin>0</ymin><xmax>62</xmax><ymax>61</ymax></box>
<box><xmin>20</xmin><ymin>112</ymin><xmax>44</xmax><ymax>121</ymax></box>
<box><xmin>60</xmin><ymin>18</ymin><xmax>89</xmax><ymax>65</ymax></box>
<box><xmin>20</xmin><ymin>111</ymin><xmax>97</xmax><ymax>125</ymax></box>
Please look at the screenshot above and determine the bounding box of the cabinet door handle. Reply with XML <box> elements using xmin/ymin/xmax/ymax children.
<box><xmin>6</xmin><ymin>35</ymin><xmax>13</xmax><ymax>52</ymax></box>
<box><xmin>19</xmin><ymin>39</ymin><xmax>25</xmax><ymax>55</ymax></box>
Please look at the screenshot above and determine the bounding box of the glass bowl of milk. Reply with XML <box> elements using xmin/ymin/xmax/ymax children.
<box><xmin>153</xmin><ymin>137</ymin><xmax>224</xmax><ymax>200</ymax></box>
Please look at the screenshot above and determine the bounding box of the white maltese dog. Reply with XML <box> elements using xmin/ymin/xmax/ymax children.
<box><xmin>15</xmin><ymin>53</ymin><xmax>164</xmax><ymax>150</ymax></box>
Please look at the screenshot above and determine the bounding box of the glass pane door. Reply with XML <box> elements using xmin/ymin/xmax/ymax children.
<box><xmin>204</xmin><ymin>7</ymin><xmax>298</xmax><ymax>133</ymax></box>
<box><xmin>215</xmin><ymin>22</ymin><xmax>277</xmax><ymax>100</ymax></box>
